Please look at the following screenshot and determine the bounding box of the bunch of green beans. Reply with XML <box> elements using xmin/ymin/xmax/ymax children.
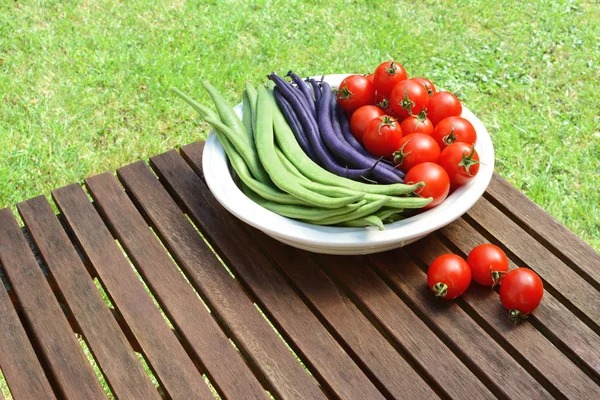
<box><xmin>172</xmin><ymin>81</ymin><xmax>432</xmax><ymax>229</ymax></box>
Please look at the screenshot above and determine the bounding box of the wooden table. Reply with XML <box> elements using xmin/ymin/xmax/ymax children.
<box><xmin>1</xmin><ymin>140</ymin><xmax>599</xmax><ymax>400</ymax></box>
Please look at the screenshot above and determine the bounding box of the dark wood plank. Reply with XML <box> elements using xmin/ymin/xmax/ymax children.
<box><xmin>0</xmin><ymin>255</ymin><xmax>56</xmax><ymax>399</ymax></box>
<box><xmin>0</xmin><ymin>208</ymin><xmax>106</xmax><ymax>400</ymax></box>
<box><xmin>247</xmin><ymin>227</ymin><xmax>439</xmax><ymax>399</ymax></box>
<box><xmin>17</xmin><ymin>196</ymin><xmax>161</xmax><ymax>400</ymax></box>
<box><xmin>318</xmin><ymin>253</ymin><xmax>495</xmax><ymax>400</ymax></box>
<box><xmin>85</xmin><ymin>172</ymin><xmax>268</xmax><ymax>400</ymax></box>
<box><xmin>466</xmin><ymin>196</ymin><xmax>600</xmax><ymax>327</ymax></box>
<box><xmin>52</xmin><ymin>184</ymin><xmax>213</xmax><ymax>400</ymax></box>
<box><xmin>150</xmin><ymin>150</ymin><xmax>389</xmax><ymax>400</ymax></box>
<box><xmin>440</xmin><ymin>217</ymin><xmax>600</xmax><ymax>382</ymax></box>
<box><xmin>485</xmin><ymin>173</ymin><xmax>600</xmax><ymax>287</ymax></box>
<box><xmin>369</xmin><ymin>249</ymin><xmax>553</xmax><ymax>399</ymax></box>
<box><xmin>409</xmin><ymin>233</ymin><xmax>600</xmax><ymax>399</ymax></box>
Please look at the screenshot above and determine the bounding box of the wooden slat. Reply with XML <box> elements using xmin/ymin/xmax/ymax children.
<box><xmin>151</xmin><ymin>149</ymin><xmax>387</xmax><ymax>399</ymax></box>
<box><xmin>116</xmin><ymin>160</ymin><xmax>326</xmax><ymax>400</ymax></box>
<box><xmin>440</xmin><ymin>217</ymin><xmax>600</xmax><ymax>382</ymax></box>
<box><xmin>409</xmin><ymin>233</ymin><xmax>600</xmax><ymax>398</ymax></box>
<box><xmin>466</xmin><ymin>196</ymin><xmax>600</xmax><ymax>327</ymax></box>
<box><xmin>318</xmin><ymin>253</ymin><xmax>495</xmax><ymax>400</ymax></box>
<box><xmin>0</xmin><ymin>265</ymin><xmax>56</xmax><ymax>399</ymax></box>
<box><xmin>247</xmin><ymin>227</ymin><xmax>439</xmax><ymax>399</ymax></box>
<box><xmin>486</xmin><ymin>173</ymin><xmax>600</xmax><ymax>287</ymax></box>
<box><xmin>0</xmin><ymin>208</ymin><xmax>105</xmax><ymax>400</ymax></box>
<box><xmin>52</xmin><ymin>184</ymin><xmax>213</xmax><ymax>400</ymax></box>
<box><xmin>369</xmin><ymin>249</ymin><xmax>553</xmax><ymax>399</ymax></box>
<box><xmin>85</xmin><ymin>172</ymin><xmax>268</xmax><ymax>400</ymax></box>
<box><xmin>17</xmin><ymin>196</ymin><xmax>161</xmax><ymax>400</ymax></box>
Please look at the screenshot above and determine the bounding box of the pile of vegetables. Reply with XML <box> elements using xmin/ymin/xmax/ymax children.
<box><xmin>173</xmin><ymin>77</ymin><xmax>431</xmax><ymax>230</ymax></box>
<box><xmin>428</xmin><ymin>244</ymin><xmax>544</xmax><ymax>321</ymax></box>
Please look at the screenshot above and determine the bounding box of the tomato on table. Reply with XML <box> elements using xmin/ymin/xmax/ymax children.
<box><xmin>431</xmin><ymin>116</ymin><xmax>477</xmax><ymax>149</ymax></box>
<box><xmin>438</xmin><ymin>142</ymin><xmax>480</xmax><ymax>186</ymax></box>
<box><xmin>350</xmin><ymin>105</ymin><xmax>385</xmax><ymax>143</ymax></box>
<box><xmin>389</xmin><ymin>79</ymin><xmax>429</xmax><ymax>120</ymax></box>
<box><xmin>500</xmin><ymin>268</ymin><xmax>544</xmax><ymax>321</ymax></box>
<box><xmin>413</xmin><ymin>77</ymin><xmax>437</xmax><ymax>96</ymax></box>
<box><xmin>393</xmin><ymin>133</ymin><xmax>440</xmax><ymax>173</ymax></box>
<box><xmin>337</xmin><ymin>75</ymin><xmax>376</xmax><ymax>113</ymax></box>
<box><xmin>399</xmin><ymin>110</ymin><xmax>434</xmax><ymax>136</ymax></box>
<box><xmin>427</xmin><ymin>254</ymin><xmax>472</xmax><ymax>299</ymax></box>
<box><xmin>467</xmin><ymin>244</ymin><xmax>509</xmax><ymax>286</ymax></box>
<box><xmin>373</xmin><ymin>61</ymin><xmax>408</xmax><ymax>96</ymax></box>
<box><xmin>404</xmin><ymin>162</ymin><xmax>450</xmax><ymax>209</ymax></box>
<box><xmin>427</xmin><ymin>91</ymin><xmax>462</xmax><ymax>126</ymax></box>
<box><xmin>362</xmin><ymin>115</ymin><xmax>403</xmax><ymax>159</ymax></box>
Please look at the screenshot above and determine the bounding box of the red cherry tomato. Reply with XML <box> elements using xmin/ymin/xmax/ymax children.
<box><xmin>365</xmin><ymin>73</ymin><xmax>374</xmax><ymax>83</ymax></box>
<box><xmin>399</xmin><ymin>110</ymin><xmax>434</xmax><ymax>136</ymax></box>
<box><xmin>427</xmin><ymin>91</ymin><xmax>462</xmax><ymax>126</ymax></box>
<box><xmin>373</xmin><ymin>61</ymin><xmax>408</xmax><ymax>96</ymax></box>
<box><xmin>337</xmin><ymin>75</ymin><xmax>376</xmax><ymax>113</ymax></box>
<box><xmin>393</xmin><ymin>133</ymin><xmax>440</xmax><ymax>173</ymax></box>
<box><xmin>389</xmin><ymin>79</ymin><xmax>429</xmax><ymax>120</ymax></box>
<box><xmin>349</xmin><ymin>105</ymin><xmax>385</xmax><ymax>143</ymax></box>
<box><xmin>428</xmin><ymin>254</ymin><xmax>472</xmax><ymax>299</ymax></box>
<box><xmin>413</xmin><ymin>77</ymin><xmax>437</xmax><ymax>96</ymax></box>
<box><xmin>362</xmin><ymin>115</ymin><xmax>403</xmax><ymax>159</ymax></box>
<box><xmin>438</xmin><ymin>142</ymin><xmax>480</xmax><ymax>186</ymax></box>
<box><xmin>404</xmin><ymin>162</ymin><xmax>450</xmax><ymax>209</ymax></box>
<box><xmin>467</xmin><ymin>244</ymin><xmax>509</xmax><ymax>286</ymax></box>
<box><xmin>500</xmin><ymin>268</ymin><xmax>544</xmax><ymax>321</ymax></box>
<box><xmin>431</xmin><ymin>116</ymin><xmax>477</xmax><ymax>149</ymax></box>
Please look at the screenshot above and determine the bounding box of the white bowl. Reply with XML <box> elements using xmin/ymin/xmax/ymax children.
<box><xmin>203</xmin><ymin>74</ymin><xmax>495</xmax><ymax>255</ymax></box>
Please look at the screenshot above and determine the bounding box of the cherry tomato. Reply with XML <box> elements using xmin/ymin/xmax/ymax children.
<box><xmin>365</xmin><ymin>73</ymin><xmax>374</xmax><ymax>83</ymax></box>
<box><xmin>431</xmin><ymin>116</ymin><xmax>477</xmax><ymax>149</ymax></box>
<box><xmin>362</xmin><ymin>115</ymin><xmax>403</xmax><ymax>159</ymax></box>
<box><xmin>428</xmin><ymin>254</ymin><xmax>472</xmax><ymax>299</ymax></box>
<box><xmin>467</xmin><ymin>244</ymin><xmax>509</xmax><ymax>286</ymax></box>
<box><xmin>337</xmin><ymin>75</ymin><xmax>376</xmax><ymax>113</ymax></box>
<box><xmin>500</xmin><ymin>268</ymin><xmax>544</xmax><ymax>321</ymax></box>
<box><xmin>413</xmin><ymin>77</ymin><xmax>437</xmax><ymax>96</ymax></box>
<box><xmin>438</xmin><ymin>142</ymin><xmax>480</xmax><ymax>186</ymax></box>
<box><xmin>393</xmin><ymin>133</ymin><xmax>440</xmax><ymax>173</ymax></box>
<box><xmin>399</xmin><ymin>110</ymin><xmax>434</xmax><ymax>136</ymax></box>
<box><xmin>373</xmin><ymin>61</ymin><xmax>408</xmax><ymax>96</ymax></box>
<box><xmin>404</xmin><ymin>162</ymin><xmax>450</xmax><ymax>209</ymax></box>
<box><xmin>350</xmin><ymin>105</ymin><xmax>385</xmax><ymax>143</ymax></box>
<box><xmin>389</xmin><ymin>79</ymin><xmax>429</xmax><ymax>119</ymax></box>
<box><xmin>427</xmin><ymin>91</ymin><xmax>462</xmax><ymax>126</ymax></box>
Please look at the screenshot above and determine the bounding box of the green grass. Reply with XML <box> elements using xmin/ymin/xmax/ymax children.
<box><xmin>0</xmin><ymin>0</ymin><xmax>599</xmax><ymax>393</ymax></box>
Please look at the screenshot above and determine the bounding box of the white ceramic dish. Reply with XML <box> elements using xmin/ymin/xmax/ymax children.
<box><xmin>203</xmin><ymin>74</ymin><xmax>495</xmax><ymax>255</ymax></box>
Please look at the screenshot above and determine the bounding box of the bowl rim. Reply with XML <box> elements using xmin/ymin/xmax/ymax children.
<box><xmin>202</xmin><ymin>73</ymin><xmax>495</xmax><ymax>250</ymax></box>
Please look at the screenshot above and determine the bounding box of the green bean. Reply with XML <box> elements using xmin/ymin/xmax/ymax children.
<box><xmin>205</xmin><ymin>116</ymin><xmax>271</xmax><ymax>184</ymax></box>
<box><xmin>211</xmin><ymin>126</ymin><xmax>312</xmax><ymax>206</ymax></box>
<box><xmin>202</xmin><ymin>81</ymin><xmax>249</xmax><ymax>142</ymax></box>
<box><xmin>241</xmin><ymin>183</ymin><xmax>366</xmax><ymax>221</ymax></box>
<box><xmin>269</xmin><ymin>88</ymin><xmax>424</xmax><ymax>196</ymax></box>
<box><xmin>339</xmin><ymin>215</ymin><xmax>385</xmax><ymax>230</ymax></box>
<box><xmin>374</xmin><ymin>208</ymin><xmax>405</xmax><ymax>221</ymax></box>
<box><xmin>171</xmin><ymin>87</ymin><xmax>219</xmax><ymax>121</ymax></box>
<box><xmin>245</xmin><ymin>82</ymin><xmax>258</xmax><ymax>138</ymax></box>
<box><xmin>276</xmin><ymin>147</ymin><xmax>309</xmax><ymax>180</ymax></box>
<box><xmin>242</xmin><ymin>90</ymin><xmax>253</xmax><ymax>141</ymax></box>
<box><xmin>255</xmin><ymin>85</ymin><xmax>363</xmax><ymax>209</ymax></box>
<box><xmin>302</xmin><ymin>197</ymin><xmax>390</xmax><ymax>225</ymax></box>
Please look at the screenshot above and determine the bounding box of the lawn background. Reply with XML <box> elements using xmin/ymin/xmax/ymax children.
<box><xmin>1</xmin><ymin>0</ymin><xmax>600</xmax><ymax>397</ymax></box>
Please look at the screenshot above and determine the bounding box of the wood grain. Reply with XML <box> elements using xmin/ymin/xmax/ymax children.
<box><xmin>117</xmin><ymin>160</ymin><xmax>327</xmax><ymax>400</ymax></box>
<box><xmin>52</xmin><ymin>183</ymin><xmax>213</xmax><ymax>400</ymax></box>
<box><xmin>85</xmin><ymin>172</ymin><xmax>268</xmax><ymax>400</ymax></box>
<box><xmin>0</xmin><ymin>208</ymin><xmax>106</xmax><ymax>400</ymax></box>
<box><xmin>409</xmin><ymin>233</ymin><xmax>600</xmax><ymax>399</ymax></box>
<box><xmin>485</xmin><ymin>173</ymin><xmax>600</xmax><ymax>287</ymax></box>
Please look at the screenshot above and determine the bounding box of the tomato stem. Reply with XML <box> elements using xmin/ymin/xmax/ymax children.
<box><xmin>377</xmin><ymin>115</ymin><xmax>396</xmax><ymax>135</ymax></box>
<box><xmin>399</xmin><ymin>85</ymin><xmax>415</xmax><ymax>113</ymax></box>
<box><xmin>443</xmin><ymin>125</ymin><xmax>458</xmax><ymax>146</ymax></box>
<box><xmin>337</xmin><ymin>82</ymin><xmax>353</xmax><ymax>100</ymax></box>
<box><xmin>392</xmin><ymin>137</ymin><xmax>412</xmax><ymax>165</ymax></box>
<box><xmin>432</xmin><ymin>282</ymin><xmax>448</xmax><ymax>297</ymax></box>
<box><xmin>508</xmin><ymin>309</ymin><xmax>529</xmax><ymax>321</ymax></box>
<box><xmin>385</xmin><ymin>61</ymin><xmax>398</xmax><ymax>76</ymax></box>
<box><xmin>458</xmin><ymin>145</ymin><xmax>480</xmax><ymax>176</ymax></box>
<box><xmin>490</xmin><ymin>267</ymin><xmax>506</xmax><ymax>288</ymax></box>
